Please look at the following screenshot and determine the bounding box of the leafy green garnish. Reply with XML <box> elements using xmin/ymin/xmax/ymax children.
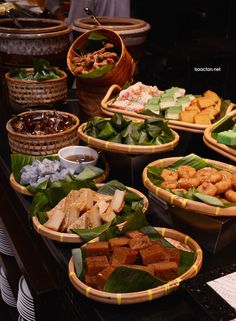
<box><xmin>9</xmin><ymin>58</ymin><xmax>62</xmax><ymax>81</ymax></box>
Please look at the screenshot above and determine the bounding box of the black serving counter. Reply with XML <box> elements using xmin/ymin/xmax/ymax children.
<box><xmin>0</xmin><ymin>96</ymin><xmax>236</xmax><ymax>321</ymax></box>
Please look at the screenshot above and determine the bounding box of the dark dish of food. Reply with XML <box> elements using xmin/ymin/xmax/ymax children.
<box><xmin>11</xmin><ymin>111</ymin><xmax>76</xmax><ymax>135</ymax></box>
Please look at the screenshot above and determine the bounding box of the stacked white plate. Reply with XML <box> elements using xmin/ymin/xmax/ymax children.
<box><xmin>0</xmin><ymin>226</ymin><xmax>14</xmax><ymax>256</ymax></box>
<box><xmin>18</xmin><ymin>315</ymin><xmax>26</xmax><ymax>321</ymax></box>
<box><xmin>17</xmin><ymin>276</ymin><xmax>35</xmax><ymax>321</ymax></box>
<box><xmin>0</xmin><ymin>266</ymin><xmax>17</xmax><ymax>307</ymax></box>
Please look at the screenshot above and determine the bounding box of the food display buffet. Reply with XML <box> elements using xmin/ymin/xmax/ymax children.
<box><xmin>0</xmin><ymin>12</ymin><xmax>236</xmax><ymax>321</ymax></box>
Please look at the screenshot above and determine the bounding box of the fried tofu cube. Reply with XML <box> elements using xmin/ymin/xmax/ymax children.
<box><xmin>129</xmin><ymin>235</ymin><xmax>152</xmax><ymax>251</ymax></box>
<box><xmin>108</xmin><ymin>237</ymin><xmax>130</xmax><ymax>249</ymax></box>
<box><xmin>194</xmin><ymin>113</ymin><xmax>212</xmax><ymax>124</ymax></box>
<box><xmin>86</xmin><ymin>242</ymin><xmax>110</xmax><ymax>257</ymax></box>
<box><xmin>111</xmin><ymin>247</ymin><xmax>137</xmax><ymax>267</ymax></box>
<box><xmin>153</xmin><ymin>261</ymin><xmax>178</xmax><ymax>281</ymax></box>
<box><xmin>163</xmin><ymin>247</ymin><xmax>180</xmax><ymax>264</ymax></box>
<box><xmin>125</xmin><ymin>230</ymin><xmax>145</xmax><ymax>239</ymax></box>
<box><xmin>200</xmin><ymin>106</ymin><xmax>219</xmax><ymax>118</ymax></box>
<box><xmin>140</xmin><ymin>242</ymin><xmax>165</xmax><ymax>265</ymax></box>
<box><xmin>84</xmin><ymin>274</ymin><xmax>97</xmax><ymax>288</ymax></box>
<box><xmin>85</xmin><ymin>256</ymin><xmax>109</xmax><ymax>276</ymax></box>
<box><xmin>96</xmin><ymin>266</ymin><xmax>115</xmax><ymax>290</ymax></box>
<box><xmin>179</xmin><ymin>111</ymin><xmax>198</xmax><ymax>123</ymax></box>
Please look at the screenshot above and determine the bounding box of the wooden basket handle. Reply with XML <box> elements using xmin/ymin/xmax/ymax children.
<box><xmin>100</xmin><ymin>84</ymin><xmax>122</xmax><ymax>108</ymax></box>
<box><xmin>225</xmin><ymin>103</ymin><xmax>236</xmax><ymax>114</ymax></box>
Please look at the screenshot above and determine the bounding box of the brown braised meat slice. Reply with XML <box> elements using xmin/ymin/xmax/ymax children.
<box><xmin>85</xmin><ymin>256</ymin><xmax>109</xmax><ymax>276</ymax></box>
<box><xmin>108</xmin><ymin>237</ymin><xmax>130</xmax><ymax>249</ymax></box>
<box><xmin>125</xmin><ymin>230</ymin><xmax>145</xmax><ymax>239</ymax></box>
<box><xmin>152</xmin><ymin>261</ymin><xmax>178</xmax><ymax>281</ymax></box>
<box><xmin>129</xmin><ymin>235</ymin><xmax>152</xmax><ymax>251</ymax></box>
<box><xmin>140</xmin><ymin>242</ymin><xmax>165</xmax><ymax>265</ymax></box>
<box><xmin>86</xmin><ymin>242</ymin><xmax>110</xmax><ymax>257</ymax></box>
<box><xmin>96</xmin><ymin>266</ymin><xmax>115</xmax><ymax>290</ymax></box>
<box><xmin>111</xmin><ymin>247</ymin><xmax>138</xmax><ymax>267</ymax></box>
<box><xmin>84</xmin><ymin>274</ymin><xmax>97</xmax><ymax>288</ymax></box>
<box><xmin>164</xmin><ymin>247</ymin><xmax>180</xmax><ymax>264</ymax></box>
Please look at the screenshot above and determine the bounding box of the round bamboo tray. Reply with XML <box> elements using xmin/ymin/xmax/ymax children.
<box><xmin>68</xmin><ymin>227</ymin><xmax>203</xmax><ymax>304</ymax></box>
<box><xmin>101</xmin><ymin>84</ymin><xmax>234</xmax><ymax>134</ymax></box>
<box><xmin>9</xmin><ymin>154</ymin><xmax>110</xmax><ymax>196</ymax></box>
<box><xmin>142</xmin><ymin>157</ymin><xmax>236</xmax><ymax>217</ymax></box>
<box><xmin>32</xmin><ymin>185</ymin><xmax>149</xmax><ymax>243</ymax></box>
<box><xmin>203</xmin><ymin>109</ymin><xmax>236</xmax><ymax>162</ymax></box>
<box><xmin>5</xmin><ymin>68</ymin><xmax>68</xmax><ymax>107</ymax></box>
<box><xmin>6</xmin><ymin>110</ymin><xmax>80</xmax><ymax>156</ymax></box>
<box><xmin>78</xmin><ymin>122</ymin><xmax>179</xmax><ymax>155</ymax></box>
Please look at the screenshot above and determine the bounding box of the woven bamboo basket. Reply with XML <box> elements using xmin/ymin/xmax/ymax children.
<box><xmin>6</xmin><ymin>110</ymin><xmax>80</xmax><ymax>156</ymax></box>
<box><xmin>78</xmin><ymin>122</ymin><xmax>179</xmax><ymax>155</ymax></box>
<box><xmin>203</xmin><ymin>108</ymin><xmax>236</xmax><ymax>162</ymax></box>
<box><xmin>142</xmin><ymin>157</ymin><xmax>236</xmax><ymax>217</ymax></box>
<box><xmin>9</xmin><ymin>154</ymin><xmax>110</xmax><ymax>196</ymax></box>
<box><xmin>68</xmin><ymin>227</ymin><xmax>202</xmax><ymax>304</ymax></box>
<box><xmin>101</xmin><ymin>84</ymin><xmax>235</xmax><ymax>134</ymax></box>
<box><xmin>5</xmin><ymin>68</ymin><xmax>68</xmax><ymax>107</ymax></box>
<box><xmin>32</xmin><ymin>185</ymin><xmax>149</xmax><ymax>243</ymax></box>
<box><xmin>67</xmin><ymin>27</ymin><xmax>135</xmax><ymax>117</ymax></box>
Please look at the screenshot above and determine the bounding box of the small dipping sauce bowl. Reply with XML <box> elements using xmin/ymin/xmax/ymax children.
<box><xmin>58</xmin><ymin>145</ymin><xmax>99</xmax><ymax>174</ymax></box>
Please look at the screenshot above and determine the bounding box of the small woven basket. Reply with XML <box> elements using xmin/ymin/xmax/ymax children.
<box><xmin>6</xmin><ymin>110</ymin><xmax>80</xmax><ymax>156</ymax></box>
<box><xmin>142</xmin><ymin>157</ymin><xmax>236</xmax><ymax>217</ymax></box>
<box><xmin>5</xmin><ymin>68</ymin><xmax>68</xmax><ymax>107</ymax></box>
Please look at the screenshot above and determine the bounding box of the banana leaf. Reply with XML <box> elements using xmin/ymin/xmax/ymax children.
<box><xmin>77</xmin><ymin>64</ymin><xmax>114</xmax><ymax>79</ymax></box>
<box><xmin>111</xmin><ymin>113</ymin><xmax>131</xmax><ymax>131</ymax></box>
<box><xmin>97</xmin><ymin>179</ymin><xmax>127</xmax><ymax>195</ymax></box>
<box><xmin>72</xmin><ymin>221</ymin><xmax>113</xmax><ymax>242</ymax></box>
<box><xmin>75</xmin><ymin>165</ymin><xmax>104</xmax><ymax>181</ymax></box>
<box><xmin>108</xmin><ymin>133</ymin><xmax>122</xmax><ymax>143</ymax></box>
<box><xmin>97</xmin><ymin>122</ymin><xmax>117</xmax><ymax>139</ymax></box>
<box><xmin>194</xmin><ymin>193</ymin><xmax>224</xmax><ymax>207</ymax></box>
<box><xmin>121</xmin><ymin>122</ymin><xmax>140</xmax><ymax>141</ymax></box>
<box><xmin>104</xmin><ymin>266</ymin><xmax>164</xmax><ymax>293</ymax></box>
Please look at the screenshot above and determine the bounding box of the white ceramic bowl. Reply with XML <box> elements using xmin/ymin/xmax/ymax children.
<box><xmin>58</xmin><ymin>145</ymin><xmax>99</xmax><ymax>174</ymax></box>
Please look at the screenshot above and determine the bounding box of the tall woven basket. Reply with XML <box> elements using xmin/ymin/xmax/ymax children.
<box><xmin>5</xmin><ymin>68</ymin><xmax>68</xmax><ymax>107</ymax></box>
<box><xmin>6</xmin><ymin>110</ymin><xmax>80</xmax><ymax>156</ymax></box>
<box><xmin>67</xmin><ymin>27</ymin><xmax>135</xmax><ymax>117</ymax></box>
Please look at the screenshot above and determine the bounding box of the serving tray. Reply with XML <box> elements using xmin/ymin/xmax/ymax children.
<box><xmin>68</xmin><ymin>227</ymin><xmax>202</xmax><ymax>304</ymax></box>
<box><xmin>101</xmin><ymin>84</ymin><xmax>234</xmax><ymax>134</ymax></box>
<box><xmin>78</xmin><ymin>122</ymin><xmax>179</xmax><ymax>155</ymax></box>
<box><xmin>32</xmin><ymin>185</ymin><xmax>149</xmax><ymax>243</ymax></box>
